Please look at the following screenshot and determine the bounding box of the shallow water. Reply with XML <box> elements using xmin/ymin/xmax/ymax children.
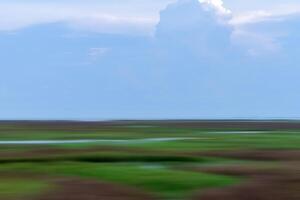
<box><xmin>0</xmin><ymin>137</ymin><xmax>195</xmax><ymax>145</ymax></box>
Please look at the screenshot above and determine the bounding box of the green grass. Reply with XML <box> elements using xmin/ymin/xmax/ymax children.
<box><xmin>0</xmin><ymin>124</ymin><xmax>298</xmax><ymax>199</ymax></box>
<box><xmin>119</xmin><ymin>132</ymin><xmax>300</xmax><ymax>151</ymax></box>
<box><xmin>0</xmin><ymin>126</ymin><xmax>299</xmax><ymax>151</ymax></box>
<box><xmin>0</xmin><ymin>162</ymin><xmax>239</xmax><ymax>199</ymax></box>
<box><xmin>1</xmin><ymin>131</ymin><xmax>298</xmax><ymax>153</ymax></box>
<box><xmin>0</xmin><ymin>178</ymin><xmax>50</xmax><ymax>200</ymax></box>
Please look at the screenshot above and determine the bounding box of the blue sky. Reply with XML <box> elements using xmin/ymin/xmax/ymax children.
<box><xmin>1</xmin><ymin>0</ymin><xmax>300</xmax><ymax>120</ymax></box>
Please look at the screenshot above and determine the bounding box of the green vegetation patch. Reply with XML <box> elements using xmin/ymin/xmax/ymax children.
<box><xmin>0</xmin><ymin>178</ymin><xmax>50</xmax><ymax>200</ymax></box>
<box><xmin>0</xmin><ymin>163</ymin><xmax>239</xmax><ymax>199</ymax></box>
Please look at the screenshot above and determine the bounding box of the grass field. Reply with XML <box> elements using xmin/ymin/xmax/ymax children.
<box><xmin>0</xmin><ymin>178</ymin><xmax>50</xmax><ymax>200</ymax></box>
<box><xmin>0</xmin><ymin>120</ymin><xmax>299</xmax><ymax>200</ymax></box>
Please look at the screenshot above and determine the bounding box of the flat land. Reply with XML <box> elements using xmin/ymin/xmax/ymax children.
<box><xmin>0</xmin><ymin>120</ymin><xmax>299</xmax><ymax>200</ymax></box>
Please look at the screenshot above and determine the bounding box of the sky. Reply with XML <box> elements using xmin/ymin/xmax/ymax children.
<box><xmin>1</xmin><ymin>0</ymin><xmax>300</xmax><ymax>120</ymax></box>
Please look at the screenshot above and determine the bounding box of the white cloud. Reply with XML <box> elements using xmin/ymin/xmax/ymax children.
<box><xmin>199</xmin><ymin>0</ymin><xmax>231</xmax><ymax>15</ymax></box>
<box><xmin>88</xmin><ymin>47</ymin><xmax>109</xmax><ymax>60</ymax></box>
<box><xmin>0</xmin><ymin>2</ymin><xmax>159</xmax><ymax>35</ymax></box>
<box><xmin>226</xmin><ymin>3</ymin><xmax>300</xmax><ymax>56</ymax></box>
<box><xmin>230</xmin><ymin>3</ymin><xmax>300</xmax><ymax>25</ymax></box>
<box><xmin>156</xmin><ymin>0</ymin><xmax>300</xmax><ymax>57</ymax></box>
<box><xmin>1</xmin><ymin>0</ymin><xmax>300</xmax><ymax>38</ymax></box>
<box><xmin>1</xmin><ymin>0</ymin><xmax>299</xmax><ymax>56</ymax></box>
<box><xmin>156</xmin><ymin>0</ymin><xmax>233</xmax><ymax>60</ymax></box>
<box><xmin>231</xmin><ymin>29</ymin><xmax>281</xmax><ymax>56</ymax></box>
<box><xmin>230</xmin><ymin>11</ymin><xmax>273</xmax><ymax>25</ymax></box>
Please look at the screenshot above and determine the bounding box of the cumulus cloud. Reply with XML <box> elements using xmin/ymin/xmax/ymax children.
<box><xmin>199</xmin><ymin>0</ymin><xmax>231</xmax><ymax>15</ymax></box>
<box><xmin>155</xmin><ymin>0</ymin><xmax>282</xmax><ymax>57</ymax></box>
<box><xmin>154</xmin><ymin>0</ymin><xmax>300</xmax><ymax>59</ymax></box>
<box><xmin>155</xmin><ymin>0</ymin><xmax>233</xmax><ymax>61</ymax></box>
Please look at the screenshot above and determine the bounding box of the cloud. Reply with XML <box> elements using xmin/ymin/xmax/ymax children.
<box><xmin>230</xmin><ymin>4</ymin><xmax>300</xmax><ymax>25</ymax></box>
<box><xmin>155</xmin><ymin>0</ymin><xmax>233</xmax><ymax>61</ymax></box>
<box><xmin>87</xmin><ymin>47</ymin><xmax>110</xmax><ymax>63</ymax></box>
<box><xmin>229</xmin><ymin>4</ymin><xmax>300</xmax><ymax>56</ymax></box>
<box><xmin>88</xmin><ymin>48</ymin><xmax>109</xmax><ymax>57</ymax></box>
<box><xmin>153</xmin><ymin>0</ymin><xmax>300</xmax><ymax>63</ymax></box>
<box><xmin>1</xmin><ymin>0</ymin><xmax>299</xmax><ymax>38</ymax></box>
<box><xmin>230</xmin><ymin>11</ymin><xmax>273</xmax><ymax>25</ymax></box>
<box><xmin>155</xmin><ymin>0</ymin><xmax>280</xmax><ymax>58</ymax></box>
<box><xmin>199</xmin><ymin>0</ymin><xmax>231</xmax><ymax>15</ymax></box>
<box><xmin>0</xmin><ymin>2</ymin><xmax>158</xmax><ymax>35</ymax></box>
<box><xmin>231</xmin><ymin>29</ymin><xmax>281</xmax><ymax>56</ymax></box>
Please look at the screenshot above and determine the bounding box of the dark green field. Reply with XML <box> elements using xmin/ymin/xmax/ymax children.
<box><xmin>0</xmin><ymin>121</ymin><xmax>299</xmax><ymax>200</ymax></box>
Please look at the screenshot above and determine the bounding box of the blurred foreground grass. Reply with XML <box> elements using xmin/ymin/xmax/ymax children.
<box><xmin>0</xmin><ymin>162</ymin><xmax>238</xmax><ymax>199</ymax></box>
<box><xmin>0</xmin><ymin>178</ymin><xmax>50</xmax><ymax>200</ymax></box>
<box><xmin>0</xmin><ymin>121</ymin><xmax>299</xmax><ymax>199</ymax></box>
